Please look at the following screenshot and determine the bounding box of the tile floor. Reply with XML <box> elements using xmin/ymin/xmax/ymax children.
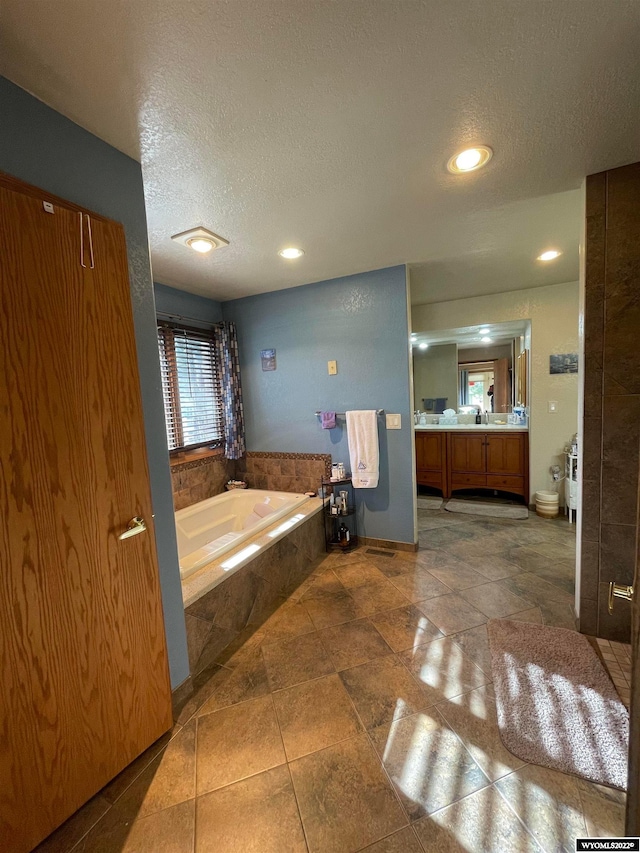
<box><xmin>37</xmin><ymin>505</ymin><xmax>629</xmax><ymax>853</ymax></box>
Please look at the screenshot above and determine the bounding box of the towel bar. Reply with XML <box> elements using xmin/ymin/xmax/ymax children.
<box><xmin>315</xmin><ymin>409</ymin><xmax>384</xmax><ymax>417</ymax></box>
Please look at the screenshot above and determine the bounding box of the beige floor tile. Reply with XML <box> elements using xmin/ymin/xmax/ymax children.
<box><xmin>496</xmin><ymin>763</ymin><xmax>587</xmax><ymax>852</ymax></box>
<box><xmin>367</xmin><ymin>553</ymin><xmax>418</xmax><ymax>578</ymax></box>
<box><xmin>459</xmin><ymin>581</ymin><xmax>533</xmax><ymax>618</ymax></box>
<box><xmin>437</xmin><ymin>686</ymin><xmax>526</xmax><ymax>781</ymax></box>
<box><xmin>399</xmin><ymin>637</ymin><xmax>488</xmax><ymax>704</ymax></box>
<box><xmin>449</xmin><ymin>624</ymin><xmax>493</xmax><ymax>676</ymax></box>
<box><xmin>262</xmin><ymin>631</ymin><xmax>335</xmax><ymax>690</ymax></box>
<box><xmin>529</xmin><ymin>540</ymin><xmax>577</xmax><ymax>561</ymax></box>
<box><xmin>78</xmin><ymin>799</ymin><xmax>195</xmax><ymax>853</ymax></box>
<box><xmin>319</xmin><ymin>618</ymin><xmax>393</xmax><ymax>670</ymax></box>
<box><xmin>412</xmin><ymin>785</ymin><xmax>540</xmax><ymax>853</ymax></box>
<box><xmin>196</xmin><ymin>765</ymin><xmax>306</xmax><ymax>853</ymax></box>
<box><xmin>359</xmin><ymin>826</ymin><xmax>425</xmax><ymax>852</ymax></box>
<box><xmin>113</xmin><ymin>720</ymin><xmax>197</xmax><ymax>820</ymax></box>
<box><xmin>509</xmin><ymin>607</ymin><xmax>544</xmax><ymax>625</ymax></box>
<box><xmin>339</xmin><ymin>654</ymin><xmax>432</xmax><ymax>729</ymax></box>
<box><xmin>272</xmin><ymin>673</ymin><xmax>363</xmax><ymax>760</ymax></box>
<box><xmin>416</xmin><ymin>593</ymin><xmax>487</xmax><ymax>636</ymax></box>
<box><xmin>303</xmin><ymin>589</ymin><xmax>365</xmax><ymax>629</ymax></box>
<box><xmin>580</xmin><ymin>790</ymin><xmax>626</xmax><ymax>837</ymax></box>
<box><xmin>332</xmin><ymin>559</ymin><xmax>389</xmax><ymax>588</ymax></box>
<box><xmin>369</xmin><ymin>709</ymin><xmax>490</xmax><ymax>820</ymax></box>
<box><xmin>369</xmin><ymin>604</ymin><xmax>443</xmax><ymax>652</ymax></box>
<box><xmin>470</xmin><ymin>555</ymin><xmax>523</xmax><ymax>581</ymax></box>
<box><xmin>196</xmin><ymin>647</ymin><xmax>271</xmax><ymax>715</ymax></box>
<box><xmin>196</xmin><ymin>695</ymin><xmax>285</xmax><ymax>795</ymax></box>
<box><xmin>289</xmin><ymin>732</ymin><xmax>408</xmax><ymax>853</ymax></box>
<box><xmin>387</xmin><ymin>569</ymin><xmax>452</xmax><ymax>603</ymax></box>
<box><xmin>347</xmin><ymin>580</ymin><xmax>410</xmax><ymax>615</ymax></box>
<box><xmin>428</xmin><ymin>562</ymin><xmax>489</xmax><ymax>591</ymax></box>
<box><xmin>260</xmin><ymin>601</ymin><xmax>316</xmax><ymax>644</ymax></box>
<box><xmin>299</xmin><ymin>569</ymin><xmax>345</xmax><ymax>600</ymax></box>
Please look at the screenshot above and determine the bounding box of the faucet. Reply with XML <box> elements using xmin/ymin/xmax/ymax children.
<box><xmin>484</xmin><ymin>410</ymin><xmax>489</xmax><ymax>424</ymax></box>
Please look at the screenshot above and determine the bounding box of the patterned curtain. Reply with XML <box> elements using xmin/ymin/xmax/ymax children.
<box><xmin>215</xmin><ymin>322</ymin><xmax>246</xmax><ymax>460</ymax></box>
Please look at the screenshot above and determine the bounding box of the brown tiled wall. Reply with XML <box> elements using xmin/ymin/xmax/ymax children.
<box><xmin>171</xmin><ymin>455</ymin><xmax>235</xmax><ymax>511</ymax></box>
<box><xmin>580</xmin><ymin>163</ymin><xmax>640</xmax><ymax>640</ymax></box>
<box><xmin>236</xmin><ymin>452</ymin><xmax>332</xmax><ymax>495</ymax></box>
<box><xmin>170</xmin><ymin>451</ymin><xmax>333</xmax><ymax>510</ymax></box>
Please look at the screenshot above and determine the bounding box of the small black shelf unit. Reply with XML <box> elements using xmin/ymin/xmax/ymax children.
<box><xmin>320</xmin><ymin>477</ymin><xmax>358</xmax><ymax>552</ymax></box>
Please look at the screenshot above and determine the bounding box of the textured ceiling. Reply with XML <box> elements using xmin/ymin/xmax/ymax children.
<box><xmin>414</xmin><ymin>320</ymin><xmax>529</xmax><ymax>350</ymax></box>
<box><xmin>1</xmin><ymin>0</ymin><xmax>638</xmax><ymax>302</ymax></box>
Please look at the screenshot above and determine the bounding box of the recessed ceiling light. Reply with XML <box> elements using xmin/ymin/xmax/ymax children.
<box><xmin>480</xmin><ymin>336</ymin><xmax>492</xmax><ymax>343</ymax></box>
<box><xmin>419</xmin><ymin>342</ymin><xmax>429</xmax><ymax>350</ymax></box>
<box><xmin>279</xmin><ymin>247</ymin><xmax>304</xmax><ymax>259</ymax></box>
<box><xmin>171</xmin><ymin>226</ymin><xmax>229</xmax><ymax>254</ymax></box>
<box><xmin>537</xmin><ymin>249</ymin><xmax>562</xmax><ymax>261</ymax></box>
<box><xmin>479</xmin><ymin>327</ymin><xmax>490</xmax><ymax>335</ymax></box>
<box><xmin>447</xmin><ymin>146</ymin><xmax>493</xmax><ymax>174</ymax></box>
<box><xmin>187</xmin><ymin>238</ymin><xmax>215</xmax><ymax>254</ymax></box>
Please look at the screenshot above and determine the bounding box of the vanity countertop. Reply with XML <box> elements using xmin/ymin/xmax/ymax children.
<box><xmin>415</xmin><ymin>423</ymin><xmax>528</xmax><ymax>432</ymax></box>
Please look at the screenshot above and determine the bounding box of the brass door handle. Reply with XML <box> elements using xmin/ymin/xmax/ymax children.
<box><xmin>118</xmin><ymin>516</ymin><xmax>147</xmax><ymax>540</ymax></box>
<box><xmin>608</xmin><ymin>582</ymin><xmax>634</xmax><ymax>614</ymax></box>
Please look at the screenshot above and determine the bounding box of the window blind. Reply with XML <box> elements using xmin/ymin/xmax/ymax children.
<box><xmin>157</xmin><ymin>323</ymin><xmax>224</xmax><ymax>452</ymax></box>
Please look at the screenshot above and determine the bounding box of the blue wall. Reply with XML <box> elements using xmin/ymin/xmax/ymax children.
<box><xmin>0</xmin><ymin>77</ymin><xmax>189</xmax><ymax>688</ymax></box>
<box><xmin>223</xmin><ymin>265</ymin><xmax>415</xmax><ymax>545</ymax></box>
<box><xmin>154</xmin><ymin>282</ymin><xmax>223</xmax><ymax>328</ymax></box>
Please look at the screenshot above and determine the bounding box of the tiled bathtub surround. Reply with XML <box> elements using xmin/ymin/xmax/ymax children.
<box><xmin>236</xmin><ymin>451</ymin><xmax>332</xmax><ymax>495</ymax></box>
<box><xmin>581</xmin><ymin>163</ymin><xmax>640</xmax><ymax>641</ymax></box>
<box><xmin>183</xmin><ymin>508</ymin><xmax>325</xmax><ymax>675</ymax></box>
<box><xmin>171</xmin><ymin>452</ymin><xmax>332</xmax><ymax>511</ymax></box>
<box><xmin>171</xmin><ymin>454</ymin><xmax>235</xmax><ymax>511</ymax></box>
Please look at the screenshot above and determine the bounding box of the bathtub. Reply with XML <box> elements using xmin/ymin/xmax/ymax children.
<box><xmin>175</xmin><ymin>488</ymin><xmax>311</xmax><ymax>580</ymax></box>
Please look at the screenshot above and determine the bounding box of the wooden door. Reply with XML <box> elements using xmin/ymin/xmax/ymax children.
<box><xmin>450</xmin><ymin>434</ymin><xmax>486</xmax><ymax>473</ymax></box>
<box><xmin>0</xmin><ymin>178</ymin><xmax>172</xmax><ymax>853</ymax></box>
<box><xmin>486</xmin><ymin>434</ymin><xmax>525</xmax><ymax>476</ymax></box>
<box><xmin>493</xmin><ymin>357</ymin><xmax>510</xmax><ymax>412</ymax></box>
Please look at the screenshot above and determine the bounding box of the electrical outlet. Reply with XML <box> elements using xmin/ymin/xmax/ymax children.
<box><xmin>328</xmin><ymin>360</ymin><xmax>337</xmax><ymax>375</ymax></box>
<box><xmin>548</xmin><ymin>400</ymin><xmax>558</xmax><ymax>413</ymax></box>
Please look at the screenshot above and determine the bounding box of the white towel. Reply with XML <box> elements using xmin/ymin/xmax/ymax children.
<box><xmin>346</xmin><ymin>410</ymin><xmax>379</xmax><ymax>489</ymax></box>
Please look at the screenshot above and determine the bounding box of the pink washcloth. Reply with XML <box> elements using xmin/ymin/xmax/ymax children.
<box><xmin>321</xmin><ymin>411</ymin><xmax>337</xmax><ymax>429</ymax></box>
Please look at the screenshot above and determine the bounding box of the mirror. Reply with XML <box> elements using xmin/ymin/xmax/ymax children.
<box><xmin>412</xmin><ymin>321</ymin><xmax>530</xmax><ymax>415</ymax></box>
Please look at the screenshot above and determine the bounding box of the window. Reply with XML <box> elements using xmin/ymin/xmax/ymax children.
<box><xmin>157</xmin><ymin>323</ymin><xmax>224</xmax><ymax>452</ymax></box>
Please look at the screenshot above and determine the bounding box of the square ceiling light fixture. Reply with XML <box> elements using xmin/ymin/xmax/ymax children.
<box><xmin>171</xmin><ymin>226</ymin><xmax>229</xmax><ymax>254</ymax></box>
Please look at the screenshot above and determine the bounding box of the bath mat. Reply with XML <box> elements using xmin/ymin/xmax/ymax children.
<box><xmin>417</xmin><ymin>496</ymin><xmax>443</xmax><ymax>510</ymax></box>
<box><xmin>444</xmin><ymin>498</ymin><xmax>528</xmax><ymax>519</ymax></box>
<box><xmin>488</xmin><ymin>618</ymin><xmax>629</xmax><ymax>789</ymax></box>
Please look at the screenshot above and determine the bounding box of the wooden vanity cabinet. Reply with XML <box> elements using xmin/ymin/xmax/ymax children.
<box><xmin>448</xmin><ymin>431</ymin><xmax>528</xmax><ymax>499</ymax></box>
<box><xmin>415</xmin><ymin>431</ymin><xmax>447</xmax><ymax>494</ymax></box>
<box><xmin>416</xmin><ymin>429</ymin><xmax>529</xmax><ymax>501</ymax></box>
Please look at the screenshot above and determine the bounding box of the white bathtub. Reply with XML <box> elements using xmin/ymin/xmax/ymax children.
<box><xmin>175</xmin><ymin>489</ymin><xmax>311</xmax><ymax>580</ymax></box>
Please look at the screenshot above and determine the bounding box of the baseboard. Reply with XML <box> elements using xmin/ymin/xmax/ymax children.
<box><xmin>359</xmin><ymin>536</ymin><xmax>418</xmax><ymax>553</ymax></box>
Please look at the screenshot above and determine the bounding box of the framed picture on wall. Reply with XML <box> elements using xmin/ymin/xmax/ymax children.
<box><xmin>261</xmin><ymin>349</ymin><xmax>276</xmax><ymax>371</ymax></box>
<box><xmin>549</xmin><ymin>353</ymin><xmax>578</xmax><ymax>374</ymax></box>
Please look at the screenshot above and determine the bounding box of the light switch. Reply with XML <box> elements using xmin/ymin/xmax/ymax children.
<box><xmin>328</xmin><ymin>360</ymin><xmax>337</xmax><ymax>375</ymax></box>
<box><xmin>548</xmin><ymin>400</ymin><xmax>558</xmax><ymax>413</ymax></box>
<box><xmin>386</xmin><ymin>413</ymin><xmax>401</xmax><ymax>430</ymax></box>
